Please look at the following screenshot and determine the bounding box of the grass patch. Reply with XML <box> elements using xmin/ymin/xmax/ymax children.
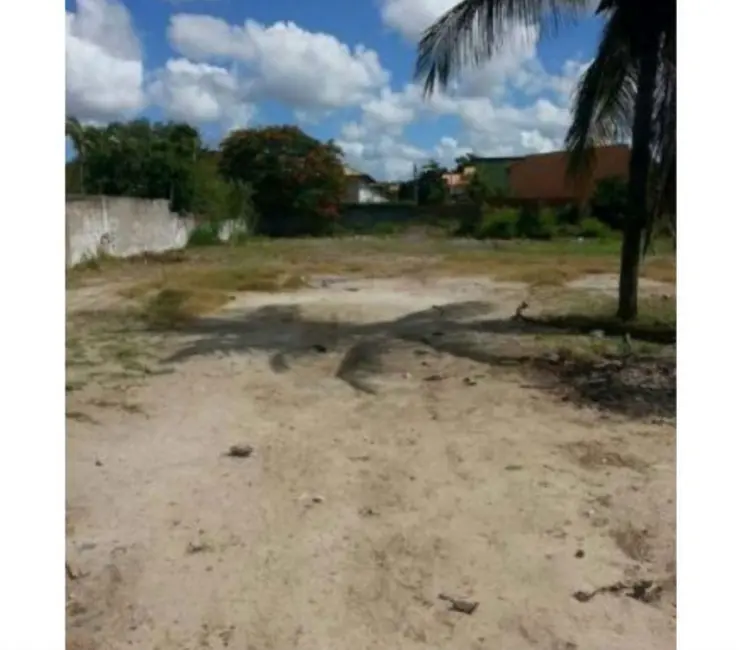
<box><xmin>530</xmin><ymin>292</ymin><xmax>675</xmax><ymax>344</ymax></box>
<box><xmin>122</xmin><ymin>265</ymin><xmax>308</xmax><ymax>328</ymax></box>
<box><xmin>141</xmin><ymin>288</ymin><xmax>232</xmax><ymax>329</ymax></box>
<box><xmin>68</xmin><ymin>237</ymin><xmax>675</xmax><ymax>292</ymax></box>
<box><xmin>66</xmin><ymin>410</ymin><xmax>99</xmax><ymax>425</ymax></box>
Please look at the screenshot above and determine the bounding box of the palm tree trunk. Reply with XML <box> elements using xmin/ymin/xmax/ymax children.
<box><xmin>618</xmin><ymin>43</ymin><xmax>660</xmax><ymax>321</ymax></box>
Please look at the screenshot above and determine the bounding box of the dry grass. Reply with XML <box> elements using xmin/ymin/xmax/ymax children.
<box><xmin>140</xmin><ymin>288</ymin><xmax>233</xmax><ymax>329</ymax></box>
<box><xmin>67</xmin><ymin>237</ymin><xmax>675</xmax><ymax>329</ymax></box>
<box><xmin>68</xmin><ymin>237</ymin><xmax>676</xmax><ymax>292</ymax></box>
<box><xmin>436</xmin><ymin>240</ymin><xmax>675</xmax><ymax>286</ymax></box>
<box><xmin>120</xmin><ymin>265</ymin><xmax>308</xmax><ymax>328</ymax></box>
<box><xmin>66</xmin><ymin>309</ymin><xmax>165</xmax><ymax>393</ymax></box>
<box><xmin>563</xmin><ymin>440</ymin><xmax>650</xmax><ymax>473</ymax></box>
<box><xmin>527</xmin><ymin>290</ymin><xmax>676</xmax><ymax>344</ymax></box>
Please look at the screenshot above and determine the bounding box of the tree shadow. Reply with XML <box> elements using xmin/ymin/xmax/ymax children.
<box><xmin>154</xmin><ymin>299</ymin><xmax>675</xmax><ymax>419</ymax></box>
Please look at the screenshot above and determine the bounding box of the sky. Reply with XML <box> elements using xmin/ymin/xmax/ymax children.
<box><xmin>65</xmin><ymin>0</ymin><xmax>604</xmax><ymax>181</ymax></box>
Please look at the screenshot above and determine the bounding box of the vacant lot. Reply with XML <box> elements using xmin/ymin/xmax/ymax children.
<box><xmin>66</xmin><ymin>238</ymin><xmax>676</xmax><ymax>650</ymax></box>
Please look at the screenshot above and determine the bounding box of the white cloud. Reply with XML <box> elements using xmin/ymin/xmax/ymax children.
<box><xmin>379</xmin><ymin>0</ymin><xmax>540</xmax><ymax>99</ymax></box>
<box><xmin>66</xmin><ymin>0</ymin><xmax>146</xmax><ymax>121</ymax></box>
<box><xmin>63</xmin><ymin>1</ymin><xmax>593</xmax><ymax>182</ymax></box>
<box><xmin>148</xmin><ymin>58</ymin><xmax>256</xmax><ymax>129</ymax></box>
<box><xmin>168</xmin><ymin>16</ymin><xmax>389</xmax><ymax>110</ymax></box>
<box><xmin>380</xmin><ymin>0</ymin><xmax>458</xmax><ymax>41</ymax></box>
<box><xmin>336</xmin><ymin>78</ymin><xmax>579</xmax><ymax>179</ymax></box>
<box><xmin>337</xmin><ymin>134</ymin><xmax>429</xmax><ymax>180</ymax></box>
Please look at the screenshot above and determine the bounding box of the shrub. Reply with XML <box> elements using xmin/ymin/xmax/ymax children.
<box><xmin>515</xmin><ymin>204</ymin><xmax>557</xmax><ymax>240</ymax></box>
<box><xmin>476</xmin><ymin>207</ymin><xmax>519</xmax><ymax>239</ymax></box>
<box><xmin>590</xmin><ymin>177</ymin><xmax>628</xmax><ymax>230</ymax></box>
<box><xmin>554</xmin><ymin>203</ymin><xmax>582</xmax><ymax>227</ymax></box>
<box><xmin>556</xmin><ymin>223</ymin><xmax>582</xmax><ymax>238</ymax></box>
<box><xmin>369</xmin><ymin>221</ymin><xmax>404</xmax><ymax>235</ymax></box>
<box><xmin>187</xmin><ymin>222</ymin><xmax>222</xmax><ymax>247</ymax></box>
<box><xmin>578</xmin><ymin>217</ymin><xmax>615</xmax><ymax>239</ymax></box>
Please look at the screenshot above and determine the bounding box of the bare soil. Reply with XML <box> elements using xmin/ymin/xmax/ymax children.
<box><xmin>66</xmin><ymin>273</ymin><xmax>676</xmax><ymax>650</ymax></box>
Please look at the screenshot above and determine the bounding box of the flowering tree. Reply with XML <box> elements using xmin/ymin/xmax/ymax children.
<box><xmin>219</xmin><ymin>126</ymin><xmax>347</xmax><ymax>236</ymax></box>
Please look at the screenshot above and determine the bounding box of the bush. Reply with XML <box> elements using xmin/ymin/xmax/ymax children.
<box><xmin>578</xmin><ymin>217</ymin><xmax>615</xmax><ymax>239</ymax></box>
<box><xmin>187</xmin><ymin>222</ymin><xmax>222</xmax><ymax>247</ymax></box>
<box><xmin>369</xmin><ymin>221</ymin><xmax>405</xmax><ymax>235</ymax></box>
<box><xmin>515</xmin><ymin>204</ymin><xmax>557</xmax><ymax>240</ymax></box>
<box><xmin>556</xmin><ymin>223</ymin><xmax>582</xmax><ymax>238</ymax></box>
<box><xmin>554</xmin><ymin>203</ymin><xmax>582</xmax><ymax>227</ymax></box>
<box><xmin>590</xmin><ymin>177</ymin><xmax>628</xmax><ymax>230</ymax></box>
<box><xmin>476</xmin><ymin>207</ymin><xmax>520</xmax><ymax>239</ymax></box>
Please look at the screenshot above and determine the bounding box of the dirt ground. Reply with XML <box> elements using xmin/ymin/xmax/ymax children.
<box><xmin>66</xmin><ymin>269</ymin><xmax>676</xmax><ymax>650</ymax></box>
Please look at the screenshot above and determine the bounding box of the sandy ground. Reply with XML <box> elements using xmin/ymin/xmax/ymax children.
<box><xmin>66</xmin><ymin>275</ymin><xmax>676</xmax><ymax>650</ymax></box>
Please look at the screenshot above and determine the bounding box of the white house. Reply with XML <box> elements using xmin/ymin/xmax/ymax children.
<box><xmin>343</xmin><ymin>165</ymin><xmax>389</xmax><ymax>204</ymax></box>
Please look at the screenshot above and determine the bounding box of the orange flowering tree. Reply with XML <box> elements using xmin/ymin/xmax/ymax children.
<box><xmin>218</xmin><ymin>126</ymin><xmax>346</xmax><ymax>236</ymax></box>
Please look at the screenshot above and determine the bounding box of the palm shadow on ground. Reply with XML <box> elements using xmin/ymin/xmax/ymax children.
<box><xmin>152</xmin><ymin>300</ymin><xmax>676</xmax><ymax>420</ymax></box>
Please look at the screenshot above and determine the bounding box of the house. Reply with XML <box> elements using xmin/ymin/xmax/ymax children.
<box><xmin>469</xmin><ymin>156</ymin><xmax>524</xmax><ymax>196</ymax></box>
<box><xmin>442</xmin><ymin>167</ymin><xmax>476</xmax><ymax>199</ymax></box>
<box><xmin>342</xmin><ymin>165</ymin><xmax>390</xmax><ymax>204</ymax></box>
<box><xmin>441</xmin><ymin>156</ymin><xmax>523</xmax><ymax>199</ymax></box>
<box><xmin>444</xmin><ymin>145</ymin><xmax>630</xmax><ymax>204</ymax></box>
<box><xmin>507</xmin><ymin>144</ymin><xmax>630</xmax><ymax>204</ymax></box>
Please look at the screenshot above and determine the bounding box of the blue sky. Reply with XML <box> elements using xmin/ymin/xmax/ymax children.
<box><xmin>65</xmin><ymin>0</ymin><xmax>603</xmax><ymax>179</ymax></box>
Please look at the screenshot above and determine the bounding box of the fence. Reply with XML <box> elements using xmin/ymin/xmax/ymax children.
<box><xmin>65</xmin><ymin>196</ymin><xmax>245</xmax><ymax>266</ymax></box>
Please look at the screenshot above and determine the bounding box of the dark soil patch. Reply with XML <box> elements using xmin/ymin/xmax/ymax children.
<box><xmin>537</xmin><ymin>354</ymin><xmax>676</xmax><ymax>419</ymax></box>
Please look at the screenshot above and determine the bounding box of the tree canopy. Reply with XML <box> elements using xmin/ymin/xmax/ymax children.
<box><xmin>219</xmin><ymin>126</ymin><xmax>347</xmax><ymax>236</ymax></box>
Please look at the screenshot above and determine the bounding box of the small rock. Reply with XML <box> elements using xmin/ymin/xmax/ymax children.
<box><xmin>463</xmin><ymin>377</ymin><xmax>477</xmax><ymax>386</ymax></box>
<box><xmin>311</xmin><ymin>344</ymin><xmax>328</xmax><ymax>353</ymax></box>
<box><xmin>424</xmin><ymin>374</ymin><xmax>444</xmax><ymax>382</ymax></box>
<box><xmin>575</xmin><ymin>549</ymin><xmax>585</xmax><ymax>559</ymax></box>
<box><xmin>226</xmin><ymin>444</ymin><xmax>254</xmax><ymax>459</ymax></box>
<box><xmin>186</xmin><ymin>541</ymin><xmax>212</xmax><ymax>554</ymax></box>
<box><xmin>298</xmin><ymin>493</ymin><xmax>325</xmax><ymax>507</ymax></box>
<box><xmin>95</xmin><ymin>459</ymin><xmax>103</xmax><ymax>467</ymax></box>
<box><xmin>590</xmin><ymin>330</ymin><xmax>605</xmax><ymax>339</ymax></box>
<box><xmin>505</xmin><ymin>464</ymin><xmax>523</xmax><ymax>471</ymax></box>
<box><xmin>438</xmin><ymin>593</ymin><xmax>479</xmax><ymax>615</ymax></box>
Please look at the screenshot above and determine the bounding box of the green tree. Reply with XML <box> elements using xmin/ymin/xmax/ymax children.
<box><xmin>65</xmin><ymin>116</ymin><xmax>89</xmax><ymax>193</ymax></box>
<box><xmin>417</xmin><ymin>160</ymin><xmax>448</xmax><ymax>206</ymax></box>
<box><xmin>191</xmin><ymin>155</ymin><xmax>256</xmax><ymax>230</ymax></box>
<box><xmin>414</xmin><ymin>0</ymin><xmax>675</xmax><ymax>320</ymax></box>
<box><xmin>79</xmin><ymin>119</ymin><xmax>204</xmax><ymax>213</ymax></box>
<box><xmin>454</xmin><ymin>153</ymin><xmax>476</xmax><ymax>172</ymax></box>
<box><xmin>219</xmin><ymin>126</ymin><xmax>347</xmax><ymax>237</ymax></box>
<box><xmin>465</xmin><ymin>171</ymin><xmax>495</xmax><ymax>206</ymax></box>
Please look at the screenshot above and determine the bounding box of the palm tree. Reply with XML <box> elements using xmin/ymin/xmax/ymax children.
<box><xmin>65</xmin><ymin>116</ymin><xmax>88</xmax><ymax>194</ymax></box>
<box><xmin>415</xmin><ymin>0</ymin><xmax>676</xmax><ymax>320</ymax></box>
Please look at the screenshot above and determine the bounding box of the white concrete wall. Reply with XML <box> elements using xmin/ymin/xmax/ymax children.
<box><xmin>357</xmin><ymin>185</ymin><xmax>389</xmax><ymax>204</ymax></box>
<box><xmin>66</xmin><ymin>196</ymin><xmax>245</xmax><ymax>267</ymax></box>
<box><xmin>344</xmin><ymin>178</ymin><xmax>388</xmax><ymax>204</ymax></box>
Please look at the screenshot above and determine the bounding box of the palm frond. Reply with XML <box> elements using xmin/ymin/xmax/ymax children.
<box><xmin>564</xmin><ymin>7</ymin><xmax>635</xmax><ymax>180</ymax></box>
<box><xmin>643</xmin><ymin>39</ymin><xmax>676</xmax><ymax>252</ymax></box>
<box><xmin>414</xmin><ymin>0</ymin><xmax>591</xmax><ymax>95</ymax></box>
